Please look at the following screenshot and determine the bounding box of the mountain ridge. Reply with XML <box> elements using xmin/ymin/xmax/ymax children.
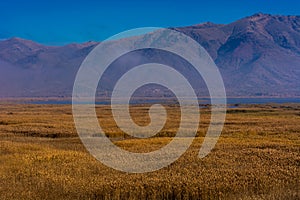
<box><xmin>0</xmin><ymin>13</ymin><xmax>299</xmax><ymax>97</ymax></box>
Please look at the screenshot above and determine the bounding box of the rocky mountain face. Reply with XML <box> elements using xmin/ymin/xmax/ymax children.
<box><xmin>174</xmin><ymin>13</ymin><xmax>300</xmax><ymax>96</ymax></box>
<box><xmin>0</xmin><ymin>13</ymin><xmax>299</xmax><ymax>97</ymax></box>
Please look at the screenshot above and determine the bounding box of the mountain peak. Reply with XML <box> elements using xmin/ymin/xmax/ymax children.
<box><xmin>2</xmin><ymin>37</ymin><xmax>43</xmax><ymax>49</ymax></box>
<box><xmin>250</xmin><ymin>12</ymin><xmax>271</xmax><ymax>18</ymax></box>
<box><xmin>184</xmin><ymin>21</ymin><xmax>223</xmax><ymax>29</ymax></box>
<box><xmin>243</xmin><ymin>13</ymin><xmax>273</xmax><ymax>22</ymax></box>
<box><xmin>8</xmin><ymin>37</ymin><xmax>26</xmax><ymax>41</ymax></box>
<box><xmin>6</xmin><ymin>37</ymin><xmax>35</xmax><ymax>44</ymax></box>
<box><xmin>247</xmin><ymin>12</ymin><xmax>300</xmax><ymax>21</ymax></box>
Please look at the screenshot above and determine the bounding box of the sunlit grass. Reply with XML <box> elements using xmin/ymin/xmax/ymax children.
<box><xmin>0</xmin><ymin>103</ymin><xmax>299</xmax><ymax>199</ymax></box>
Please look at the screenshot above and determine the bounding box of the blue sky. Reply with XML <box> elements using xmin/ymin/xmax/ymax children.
<box><xmin>1</xmin><ymin>0</ymin><xmax>299</xmax><ymax>45</ymax></box>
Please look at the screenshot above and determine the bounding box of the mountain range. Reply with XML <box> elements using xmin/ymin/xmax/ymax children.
<box><xmin>0</xmin><ymin>13</ymin><xmax>299</xmax><ymax>97</ymax></box>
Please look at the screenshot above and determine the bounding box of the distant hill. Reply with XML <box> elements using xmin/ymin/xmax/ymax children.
<box><xmin>0</xmin><ymin>13</ymin><xmax>299</xmax><ymax>97</ymax></box>
<box><xmin>0</xmin><ymin>38</ymin><xmax>97</xmax><ymax>97</ymax></box>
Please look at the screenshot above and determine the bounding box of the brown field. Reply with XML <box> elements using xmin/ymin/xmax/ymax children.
<box><xmin>0</xmin><ymin>103</ymin><xmax>299</xmax><ymax>199</ymax></box>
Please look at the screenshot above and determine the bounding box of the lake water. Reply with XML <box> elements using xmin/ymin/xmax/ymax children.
<box><xmin>27</xmin><ymin>98</ymin><xmax>300</xmax><ymax>105</ymax></box>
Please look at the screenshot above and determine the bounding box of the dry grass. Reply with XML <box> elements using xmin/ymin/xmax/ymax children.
<box><xmin>0</xmin><ymin>103</ymin><xmax>299</xmax><ymax>199</ymax></box>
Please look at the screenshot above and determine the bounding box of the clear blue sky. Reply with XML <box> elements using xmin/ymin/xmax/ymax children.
<box><xmin>1</xmin><ymin>0</ymin><xmax>299</xmax><ymax>45</ymax></box>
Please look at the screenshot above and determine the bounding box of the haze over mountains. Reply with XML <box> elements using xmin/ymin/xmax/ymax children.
<box><xmin>0</xmin><ymin>13</ymin><xmax>299</xmax><ymax>97</ymax></box>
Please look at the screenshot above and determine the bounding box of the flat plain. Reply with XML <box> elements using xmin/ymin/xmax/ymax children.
<box><xmin>0</xmin><ymin>103</ymin><xmax>299</xmax><ymax>199</ymax></box>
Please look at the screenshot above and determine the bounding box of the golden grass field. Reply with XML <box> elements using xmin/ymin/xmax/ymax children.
<box><xmin>0</xmin><ymin>103</ymin><xmax>299</xmax><ymax>199</ymax></box>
